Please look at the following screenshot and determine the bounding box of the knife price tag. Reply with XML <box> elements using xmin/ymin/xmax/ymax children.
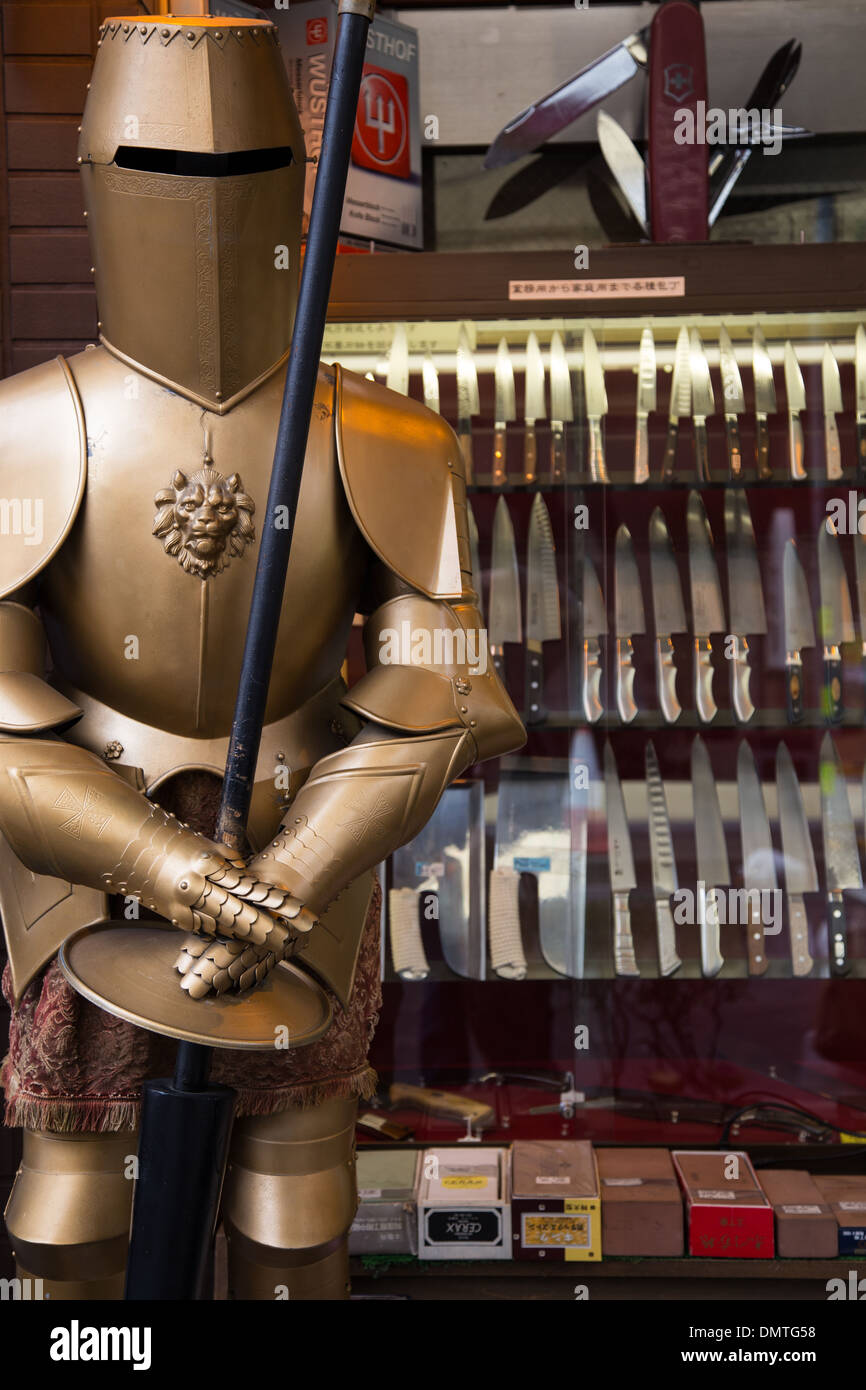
<box><xmin>509</xmin><ymin>277</ymin><xmax>685</xmax><ymax>301</ymax></box>
<box><xmin>442</xmin><ymin>1175</ymin><xmax>487</xmax><ymax>1189</ymax></box>
<box><xmin>514</xmin><ymin>856</ymin><xmax>551</xmax><ymax>872</ymax></box>
<box><xmin>781</xmin><ymin>1205</ymin><xmax>823</xmax><ymax>1215</ymax></box>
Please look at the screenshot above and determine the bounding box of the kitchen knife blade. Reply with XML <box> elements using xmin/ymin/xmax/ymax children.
<box><xmin>422</xmin><ymin>351</ymin><xmax>440</xmax><ymax>415</ymax></box>
<box><xmin>525</xmin><ymin>493</ymin><xmax>561</xmax><ymax>725</ymax></box>
<box><xmin>583</xmin><ymin>327</ymin><xmax>609</xmax><ymax>483</ymax></box>
<box><xmin>597</xmin><ymin>110</ymin><xmax>649</xmax><ymax>236</ymax></box>
<box><xmin>523</xmin><ymin>331</ymin><xmax>546</xmax><ymax>485</ymax></box>
<box><xmin>776</xmin><ymin>741</ymin><xmax>817</xmax><ymax>976</ymax></box>
<box><xmin>855</xmin><ymin>527</ymin><xmax>866</xmax><ymax>662</ymax></box>
<box><xmin>718</xmin><ymin>326</ymin><xmax>745</xmax><ymax>479</ymax></box>
<box><xmin>582</xmin><ymin>552</ymin><xmax>607</xmax><ymax>724</ymax></box>
<box><xmin>784</xmin><ymin>341</ymin><xmax>807</xmax><ymax>480</ymax></box>
<box><xmin>822</xmin><ymin>343</ymin><xmax>844</xmax><ymax>481</ymax></box>
<box><xmin>662</xmin><ymin>326</ymin><xmax>691</xmax><ymax>481</ymax></box>
<box><xmin>483</xmin><ymin>27</ymin><xmax>650</xmax><ymax>169</ymax></box>
<box><xmin>568</xmin><ymin>730</ymin><xmax>597</xmax><ymax>982</ymax></box>
<box><xmin>493</xmin><ymin>336</ymin><xmax>516</xmax><ymax>487</ymax></box>
<box><xmin>856</xmin><ymin>324</ymin><xmax>866</xmax><ymax>481</ymax></box>
<box><xmin>467</xmin><ymin>498</ymin><xmax>483</xmax><ymax>621</ymax></box>
<box><xmin>686</xmin><ymin>491</ymin><xmax>726</xmax><ymax>723</ymax></box>
<box><xmin>614</xmin><ymin>524</ymin><xmax>645</xmax><ymax>723</ymax></box>
<box><xmin>456</xmin><ymin>322</ymin><xmax>480</xmax><ymax>486</ymax></box>
<box><xmin>820</xmin><ymin>732</ymin><xmax>861</xmax><ymax>978</ymax></box>
<box><xmin>691</xmin><ymin>735</ymin><xmax>729</xmax><ymax>977</ymax></box>
<box><xmin>488</xmin><ymin>496</ymin><xmax>522</xmax><ymax>689</ymax></box>
<box><xmin>782</xmin><ymin>538</ymin><xmax>815</xmax><ymax>725</ymax></box>
<box><xmin>736</xmin><ymin>740</ymin><xmax>775</xmax><ymax>977</ymax></box>
<box><xmin>689</xmin><ymin>328</ymin><xmax>715</xmax><ymax>482</ymax></box>
<box><xmin>724</xmin><ymin>489</ymin><xmax>767</xmax><ymax>724</ymax></box>
<box><xmin>385</xmin><ymin>322</ymin><xmax>409</xmax><ymax>396</ymax></box>
<box><xmin>649</xmin><ymin>507</ymin><xmax>687</xmax><ymax>722</ymax></box>
<box><xmin>634</xmin><ymin>327</ymin><xmax>657</xmax><ymax>484</ymax></box>
<box><xmin>604</xmin><ymin>742</ymin><xmax>639</xmax><ymax>977</ymax></box>
<box><xmin>645</xmin><ymin>740</ymin><xmax>682</xmax><ymax>976</ymax></box>
<box><xmin>752</xmin><ymin>326</ymin><xmax>776</xmax><ymax>480</ymax></box>
<box><xmin>818</xmin><ymin>517</ymin><xmax>856</xmax><ymax>724</ymax></box>
<box><xmin>549</xmin><ymin>330</ymin><xmax>573</xmax><ymax>485</ymax></box>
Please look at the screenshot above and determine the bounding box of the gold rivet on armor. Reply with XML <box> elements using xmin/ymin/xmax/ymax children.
<box><xmin>140</xmin><ymin>25</ymin><xmax>147</xmax><ymax>34</ymax></box>
<box><xmin>276</xmin><ymin>752</ymin><xmax>285</xmax><ymax>761</ymax></box>
<box><xmin>215</xmin><ymin>32</ymin><xmax>222</xmax><ymax>39</ymax></box>
<box><xmin>215</xmin><ymin>390</ymin><xmax>223</xmax><ymax>400</ymax></box>
<box><xmin>77</xmin><ymin>126</ymin><xmax>82</xmax><ymax>132</ymax></box>
<box><xmin>460</xmin><ymin>705</ymin><xmax>468</xmax><ymax>714</ymax></box>
<box><xmin>90</xmin><ymin>267</ymin><xmax>95</xmax><ymax>274</ymax></box>
<box><xmin>186</xmin><ymin>31</ymin><xmax>195</xmax><ymax>40</ymax></box>
<box><xmin>294</xmin><ymin>818</ymin><xmax>302</xmax><ymax>824</ymax></box>
<box><xmin>83</xmin><ymin>211</ymin><xmax>87</xmax><ymax>217</ymax></box>
<box><xmin>179</xmin><ymin>881</ymin><xmax>189</xmax><ymax>891</ymax></box>
<box><xmin>97</xmin><ymin>320</ymin><xmax>102</xmax><ymax>329</ymax></box>
<box><xmin>469</xmin><ymin>719</ymin><xmax>477</xmax><ymax>727</ymax></box>
<box><xmin>123</xmin><ymin>24</ymin><xmax>129</xmax><ymax>32</ymax></box>
<box><xmin>171</xmin><ymin>919</ymin><xmax>178</xmax><ymax>927</ymax></box>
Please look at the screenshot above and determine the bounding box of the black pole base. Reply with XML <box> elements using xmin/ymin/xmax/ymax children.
<box><xmin>125</xmin><ymin>1077</ymin><xmax>236</xmax><ymax>1301</ymax></box>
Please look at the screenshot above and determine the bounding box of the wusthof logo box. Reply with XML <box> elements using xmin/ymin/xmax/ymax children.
<box><xmin>417</xmin><ymin>1148</ymin><xmax>511</xmax><ymax>1260</ymax></box>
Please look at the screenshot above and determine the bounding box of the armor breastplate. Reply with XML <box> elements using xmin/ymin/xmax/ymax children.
<box><xmin>39</xmin><ymin>347</ymin><xmax>368</xmax><ymax>744</ymax></box>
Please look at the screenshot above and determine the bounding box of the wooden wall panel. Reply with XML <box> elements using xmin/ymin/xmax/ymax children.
<box><xmin>2</xmin><ymin>5</ymin><xmax>94</xmax><ymax>55</ymax></box>
<box><xmin>8</xmin><ymin>172</ymin><xmax>84</xmax><ymax>226</ymax></box>
<box><xmin>11</xmin><ymin>285</ymin><xmax>97</xmax><ymax>337</ymax></box>
<box><xmin>9</xmin><ymin>229</ymin><xmax>91</xmax><ymax>282</ymax></box>
<box><xmin>7</xmin><ymin>116</ymin><xmax>81</xmax><ymax>170</ymax></box>
<box><xmin>4</xmin><ymin>58</ymin><xmax>92</xmax><ymax>113</ymax></box>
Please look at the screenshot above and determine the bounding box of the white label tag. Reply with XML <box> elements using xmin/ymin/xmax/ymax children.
<box><xmin>697</xmin><ymin>1189</ymin><xmax>736</xmax><ymax>1200</ymax></box>
<box><xmin>508</xmin><ymin>277</ymin><xmax>686</xmax><ymax>302</ymax></box>
<box><xmin>839</xmin><ymin>1201</ymin><xmax>866</xmax><ymax>1211</ymax></box>
<box><xmin>358</xmin><ymin>1188</ymin><xmax>382</xmax><ymax>1200</ymax></box>
<box><xmin>603</xmin><ymin>1178</ymin><xmax>643</xmax><ymax>1187</ymax></box>
<box><xmin>781</xmin><ymin>1204</ymin><xmax>823</xmax><ymax>1215</ymax></box>
<box><xmin>536</xmin><ymin>1176</ymin><xmax>570</xmax><ymax>1186</ymax></box>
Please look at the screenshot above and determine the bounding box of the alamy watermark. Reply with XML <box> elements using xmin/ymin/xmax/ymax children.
<box><xmin>674</xmin><ymin>103</ymin><xmax>784</xmax><ymax>157</ymax></box>
<box><xmin>0</xmin><ymin>497</ymin><xmax>43</xmax><ymax>546</ymax></box>
<box><xmin>673</xmin><ymin>883</ymin><xmax>782</xmax><ymax>934</ymax></box>
<box><xmin>378</xmin><ymin>620</ymin><xmax>488</xmax><ymax>676</ymax></box>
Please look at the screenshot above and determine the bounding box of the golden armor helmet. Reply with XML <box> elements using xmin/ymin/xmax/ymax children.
<box><xmin>78</xmin><ymin>16</ymin><xmax>306</xmax><ymax>409</ymax></box>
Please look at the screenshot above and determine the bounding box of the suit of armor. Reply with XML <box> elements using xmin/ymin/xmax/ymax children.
<box><xmin>0</xmin><ymin>16</ymin><xmax>524</xmax><ymax>1299</ymax></box>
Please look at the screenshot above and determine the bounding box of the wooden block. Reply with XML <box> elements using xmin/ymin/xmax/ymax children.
<box><xmin>11</xmin><ymin>340</ymin><xmax>94</xmax><ymax>373</ymax></box>
<box><xmin>4</xmin><ymin>58</ymin><xmax>92</xmax><ymax>115</ymax></box>
<box><xmin>7</xmin><ymin>117</ymin><xmax>81</xmax><ymax>171</ymax></box>
<box><xmin>9</xmin><ymin>174</ymin><xmax>84</xmax><ymax>226</ymax></box>
<box><xmin>2</xmin><ymin>4</ymin><xmax>93</xmax><ymax>56</ymax></box>
<box><xmin>11</xmin><ymin>286</ymin><xmax>97</xmax><ymax>339</ymax></box>
<box><xmin>10</xmin><ymin>230</ymin><xmax>93</xmax><ymax>283</ymax></box>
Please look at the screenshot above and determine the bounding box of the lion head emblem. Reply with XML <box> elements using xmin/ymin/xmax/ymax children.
<box><xmin>153</xmin><ymin>466</ymin><xmax>255</xmax><ymax>578</ymax></box>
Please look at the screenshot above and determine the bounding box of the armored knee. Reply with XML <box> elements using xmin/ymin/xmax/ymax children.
<box><xmin>4</xmin><ymin>1129</ymin><xmax>136</xmax><ymax>1300</ymax></box>
<box><xmin>223</xmin><ymin>1097</ymin><xmax>357</xmax><ymax>1301</ymax></box>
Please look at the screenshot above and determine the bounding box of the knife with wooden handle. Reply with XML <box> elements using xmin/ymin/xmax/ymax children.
<box><xmin>389</xmin><ymin>1084</ymin><xmax>495</xmax><ymax>1129</ymax></box>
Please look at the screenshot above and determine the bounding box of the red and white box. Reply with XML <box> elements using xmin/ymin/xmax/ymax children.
<box><xmin>672</xmin><ymin>1150</ymin><xmax>775</xmax><ymax>1259</ymax></box>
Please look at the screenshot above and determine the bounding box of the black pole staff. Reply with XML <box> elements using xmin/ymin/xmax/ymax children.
<box><xmin>125</xmin><ymin>0</ymin><xmax>378</xmax><ymax>1300</ymax></box>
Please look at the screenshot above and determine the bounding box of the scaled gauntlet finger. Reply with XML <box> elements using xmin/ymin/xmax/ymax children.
<box><xmin>174</xmin><ymin>934</ymin><xmax>279</xmax><ymax>999</ymax></box>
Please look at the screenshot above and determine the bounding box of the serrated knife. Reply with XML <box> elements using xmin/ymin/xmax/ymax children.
<box><xmin>856</xmin><ymin>325</ymin><xmax>866</xmax><ymax>481</ymax></box>
<box><xmin>686</xmin><ymin>491</ymin><xmax>726</xmax><ymax>723</ymax></box>
<box><xmin>689</xmin><ymin>328</ymin><xmax>715</xmax><ymax>482</ymax></box>
<box><xmin>752</xmin><ymin>326</ymin><xmax>776</xmax><ymax>480</ymax></box>
<box><xmin>822</xmin><ymin>343</ymin><xmax>844</xmax><ymax>481</ymax></box>
<box><xmin>604</xmin><ymin>742</ymin><xmax>639</xmax><ymax>977</ymax></box>
<box><xmin>549</xmin><ymin>330</ymin><xmax>573</xmax><ymax>485</ymax></box>
<box><xmin>783</xmin><ymin>538</ymin><xmax>815</xmax><ymax>725</ymax></box>
<box><xmin>488</xmin><ymin>496</ymin><xmax>522</xmax><ymax>690</ymax></box>
<box><xmin>523</xmin><ymin>331</ymin><xmax>546</xmax><ymax>486</ymax></box>
<box><xmin>582</xmin><ymin>551</ymin><xmax>607</xmax><ymax>724</ymax></box>
<box><xmin>820</xmin><ymin>732</ymin><xmax>860</xmax><ymax>978</ymax></box>
<box><xmin>691</xmin><ymin>735</ymin><xmax>729</xmax><ymax>978</ymax></box>
<box><xmin>818</xmin><ymin>517</ymin><xmax>855</xmax><ymax>724</ymax></box>
<box><xmin>385</xmin><ymin>322</ymin><xmax>409</xmax><ymax>396</ymax></box>
<box><xmin>724</xmin><ymin>489</ymin><xmax>767</xmax><ymax>724</ymax></box>
<box><xmin>784</xmin><ymin>341</ymin><xmax>807</xmax><ymax>481</ymax></box>
<box><xmin>736</xmin><ymin>741</ymin><xmax>774</xmax><ymax>977</ymax></box>
<box><xmin>456</xmin><ymin>322</ymin><xmax>479</xmax><ymax>485</ymax></box>
<box><xmin>635</xmin><ymin>327</ymin><xmax>656</xmax><ymax>484</ymax></box>
<box><xmin>614</xmin><ymin>524</ymin><xmax>644</xmax><ymax>724</ymax></box>
<box><xmin>525</xmin><ymin>493</ymin><xmax>561</xmax><ymax>725</ymax></box>
<box><xmin>662</xmin><ymin>326</ymin><xmax>691</xmax><ymax>482</ymax></box>
<box><xmin>597</xmin><ymin>110</ymin><xmax>649</xmax><ymax>236</ymax></box>
<box><xmin>776</xmin><ymin>741</ymin><xmax>816</xmax><ymax>976</ymax></box>
<box><xmin>645</xmin><ymin>740</ymin><xmax>682</xmax><ymax>977</ymax></box>
<box><xmin>649</xmin><ymin>507</ymin><xmax>687</xmax><ymax>723</ymax></box>
<box><xmin>719</xmin><ymin>326</ymin><xmax>745</xmax><ymax>479</ymax></box>
<box><xmin>493</xmin><ymin>337</ymin><xmax>516</xmax><ymax>488</ymax></box>
<box><xmin>583</xmin><ymin>327</ymin><xmax>608</xmax><ymax>483</ymax></box>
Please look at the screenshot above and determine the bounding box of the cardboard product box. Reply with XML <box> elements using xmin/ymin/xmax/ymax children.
<box><xmin>348</xmin><ymin>1149</ymin><xmax>420</xmax><ymax>1256</ymax></box>
<box><xmin>417</xmin><ymin>1148</ymin><xmax>510</xmax><ymax>1261</ymax></box>
<box><xmin>597</xmin><ymin>1148</ymin><xmax>684</xmax><ymax>1257</ymax></box>
<box><xmin>672</xmin><ymin>1150</ymin><xmax>775</xmax><ymax>1258</ymax></box>
<box><xmin>758</xmin><ymin>1170</ymin><xmax>838</xmax><ymax>1259</ymax></box>
<box><xmin>813</xmin><ymin>1174</ymin><xmax>866</xmax><ymax>1255</ymax></box>
<box><xmin>510</xmin><ymin>1141</ymin><xmax>601</xmax><ymax>1261</ymax></box>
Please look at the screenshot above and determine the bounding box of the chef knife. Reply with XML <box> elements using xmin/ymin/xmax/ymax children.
<box><xmin>488</xmin><ymin>495</ymin><xmax>522</xmax><ymax>689</ymax></box>
<box><xmin>661</xmin><ymin>326</ymin><xmax>691</xmax><ymax>482</ymax></box>
<box><xmin>649</xmin><ymin>507</ymin><xmax>687</xmax><ymax>722</ymax></box>
<box><xmin>523</xmin><ymin>331</ymin><xmax>546</xmax><ymax>486</ymax></box>
<box><xmin>596</xmin><ymin>110</ymin><xmax>649</xmax><ymax>236</ymax></box>
<box><xmin>385</xmin><ymin>322</ymin><xmax>409</xmax><ymax>395</ymax></box>
<box><xmin>817</xmin><ymin>517</ymin><xmax>856</xmax><ymax>724</ymax></box>
<box><xmin>422</xmin><ymin>351</ymin><xmax>440</xmax><ymax>415</ymax></box>
<box><xmin>724</xmin><ymin>489</ymin><xmax>767</xmax><ymax>724</ymax></box>
<box><xmin>567</xmin><ymin>730</ymin><xmax>596</xmax><ymax>983</ymax></box>
<box><xmin>388</xmin><ymin>1084</ymin><xmax>494</xmax><ymax>1131</ymax></box>
<box><xmin>820</xmin><ymin>733</ymin><xmax>860</xmax><ymax>978</ymax></box>
<box><xmin>483</xmin><ymin>26</ymin><xmax>650</xmax><ymax>169</ymax></box>
<box><xmin>645</xmin><ymin>740</ymin><xmax>682</xmax><ymax>977</ymax></box>
<box><xmin>582</xmin><ymin>551</ymin><xmax>607</xmax><ymax>724</ymax></box>
<box><xmin>604</xmin><ymin>742</ymin><xmax>640</xmax><ymax>977</ymax></box>
<box><xmin>736</xmin><ymin>740</ymin><xmax>774</xmax><ymax>977</ymax></box>
<box><xmin>525</xmin><ymin>492</ymin><xmax>561</xmax><ymax>725</ymax></box>
<box><xmin>583</xmin><ymin>327</ymin><xmax>609</xmax><ymax>483</ymax></box>
<box><xmin>822</xmin><ymin>343</ymin><xmax>844</xmax><ymax>482</ymax></box>
<box><xmin>691</xmin><ymin>735</ymin><xmax>729</xmax><ymax>977</ymax></box>
<box><xmin>854</xmin><ymin>527</ymin><xmax>866</xmax><ymax>665</ymax></box>
<box><xmin>782</xmin><ymin>538</ymin><xmax>815</xmax><ymax>725</ymax></box>
<box><xmin>467</xmin><ymin>498</ymin><xmax>483</xmax><ymax>621</ymax></box>
<box><xmin>456</xmin><ymin>322</ymin><xmax>480</xmax><ymax>485</ymax></box>
<box><xmin>784</xmin><ymin>341</ymin><xmax>807</xmax><ymax>481</ymax></box>
<box><xmin>614</xmin><ymin>524</ymin><xmax>645</xmax><ymax>724</ymax></box>
<box><xmin>718</xmin><ymin>326</ymin><xmax>745</xmax><ymax>479</ymax></box>
<box><xmin>856</xmin><ymin>324</ymin><xmax>866</xmax><ymax>482</ymax></box>
<box><xmin>776</xmin><ymin>741</ymin><xmax>816</xmax><ymax>977</ymax></box>
<box><xmin>689</xmin><ymin>328</ymin><xmax>715</xmax><ymax>482</ymax></box>
<box><xmin>752</xmin><ymin>326</ymin><xmax>776</xmax><ymax>480</ymax></box>
<box><xmin>549</xmin><ymin>330</ymin><xmax>573</xmax><ymax>485</ymax></box>
<box><xmin>686</xmin><ymin>491</ymin><xmax>726</xmax><ymax>723</ymax></box>
<box><xmin>634</xmin><ymin>327</ymin><xmax>657</xmax><ymax>484</ymax></box>
<box><xmin>493</xmin><ymin>336</ymin><xmax>516</xmax><ymax>487</ymax></box>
